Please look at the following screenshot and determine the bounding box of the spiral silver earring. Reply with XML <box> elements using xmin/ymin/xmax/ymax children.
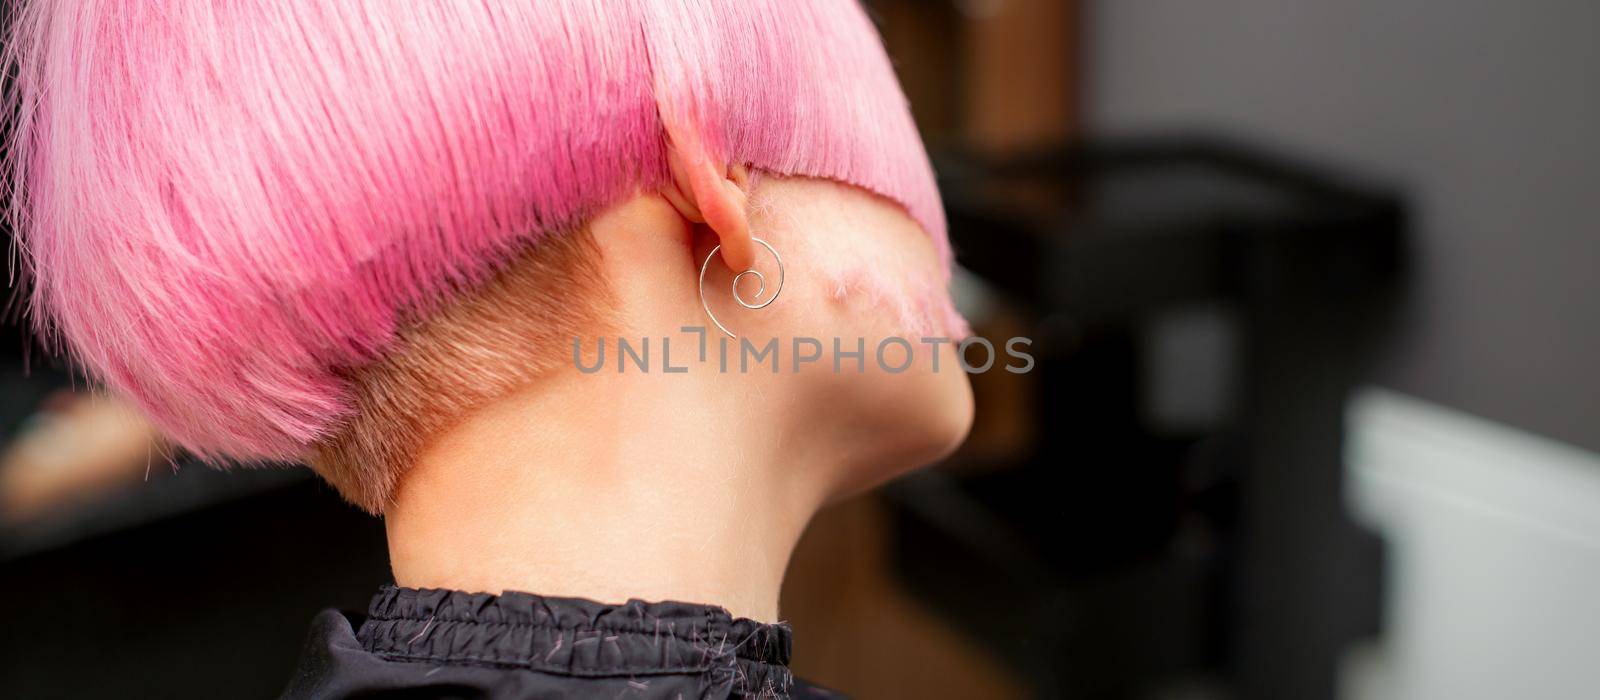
<box><xmin>699</xmin><ymin>237</ymin><xmax>784</xmax><ymax>338</ymax></box>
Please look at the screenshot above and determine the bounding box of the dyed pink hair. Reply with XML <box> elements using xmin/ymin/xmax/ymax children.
<box><xmin>3</xmin><ymin>1</ymin><xmax>947</xmax><ymax>464</ymax></box>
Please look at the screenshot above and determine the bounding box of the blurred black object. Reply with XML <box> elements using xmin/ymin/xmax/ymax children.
<box><xmin>891</xmin><ymin>136</ymin><xmax>1404</xmax><ymax>699</ymax></box>
<box><xmin>0</xmin><ymin>475</ymin><xmax>387</xmax><ymax>698</ymax></box>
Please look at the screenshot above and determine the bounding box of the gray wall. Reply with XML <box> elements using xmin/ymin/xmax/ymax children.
<box><xmin>1089</xmin><ymin>0</ymin><xmax>1600</xmax><ymax>452</ymax></box>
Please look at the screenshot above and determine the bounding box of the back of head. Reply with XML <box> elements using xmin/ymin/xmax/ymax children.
<box><xmin>4</xmin><ymin>0</ymin><xmax>948</xmax><ymax>512</ymax></box>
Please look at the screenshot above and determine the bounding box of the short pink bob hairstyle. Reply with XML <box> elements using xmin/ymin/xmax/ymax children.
<box><xmin>4</xmin><ymin>1</ymin><xmax>946</xmax><ymax>497</ymax></box>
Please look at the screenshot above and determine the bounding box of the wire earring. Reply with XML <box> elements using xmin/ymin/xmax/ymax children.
<box><xmin>699</xmin><ymin>237</ymin><xmax>785</xmax><ymax>338</ymax></box>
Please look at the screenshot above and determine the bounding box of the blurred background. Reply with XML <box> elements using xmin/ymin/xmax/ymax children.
<box><xmin>2</xmin><ymin>1</ymin><xmax>1596</xmax><ymax>698</ymax></box>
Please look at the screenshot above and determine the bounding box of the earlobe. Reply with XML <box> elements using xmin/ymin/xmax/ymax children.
<box><xmin>663</xmin><ymin>126</ymin><xmax>755</xmax><ymax>271</ymax></box>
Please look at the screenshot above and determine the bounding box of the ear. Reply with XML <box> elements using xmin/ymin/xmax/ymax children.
<box><xmin>663</xmin><ymin>124</ymin><xmax>755</xmax><ymax>271</ymax></box>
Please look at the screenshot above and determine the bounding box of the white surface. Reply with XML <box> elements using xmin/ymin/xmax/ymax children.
<box><xmin>1342</xmin><ymin>389</ymin><xmax>1600</xmax><ymax>700</ymax></box>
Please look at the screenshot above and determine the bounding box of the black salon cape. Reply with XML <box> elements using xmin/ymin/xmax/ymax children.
<box><xmin>281</xmin><ymin>586</ymin><xmax>840</xmax><ymax>699</ymax></box>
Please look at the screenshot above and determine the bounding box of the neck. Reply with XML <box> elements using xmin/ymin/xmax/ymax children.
<box><xmin>383</xmin><ymin>361</ymin><xmax>834</xmax><ymax>622</ymax></box>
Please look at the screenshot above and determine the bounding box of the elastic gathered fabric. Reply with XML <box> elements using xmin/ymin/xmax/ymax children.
<box><xmin>282</xmin><ymin>586</ymin><xmax>832</xmax><ymax>699</ymax></box>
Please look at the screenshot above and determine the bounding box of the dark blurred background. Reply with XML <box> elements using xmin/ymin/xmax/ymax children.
<box><xmin>2</xmin><ymin>1</ymin><xmax>1596</xmax><ymax>698</ymax></box>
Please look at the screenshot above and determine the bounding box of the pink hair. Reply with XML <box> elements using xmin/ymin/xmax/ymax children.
<box><xmin>3</xmin><ymin>1</ymin><xmax>948</xmax><ymax>463</ymax></box>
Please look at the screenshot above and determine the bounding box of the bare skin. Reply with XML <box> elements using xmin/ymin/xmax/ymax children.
<box><xmin>384</xmin><ymin>143</ymin><xmax>973</xmax><ymax>622</ymax></box>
